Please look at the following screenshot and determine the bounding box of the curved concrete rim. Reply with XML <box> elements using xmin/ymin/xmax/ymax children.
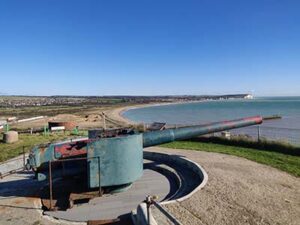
<box><xmin>163</xmin><ymin>156</ymin><xmax>208</xmax><ymax>205</ymax></box>
<box><xmin>143</xmin><ymin>151</ymin><xmax>208</xmax><ymax>205</ymax></box>
<box><xmin>133</xmin><ymin>151</ymin><xmax>208</xmax><ymax>225</ymax></box>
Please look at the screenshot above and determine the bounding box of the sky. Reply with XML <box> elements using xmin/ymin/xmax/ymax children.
<box><xmin>0</xmin><ymin>0</ymin><xmax>299</xmax><ymax>96</ymax></box>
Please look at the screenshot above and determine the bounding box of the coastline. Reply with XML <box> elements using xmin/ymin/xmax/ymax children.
<box><xmin>106</xmin><ymin>100</ymin><xmax>205</xmax><ymax>125</ymax></box>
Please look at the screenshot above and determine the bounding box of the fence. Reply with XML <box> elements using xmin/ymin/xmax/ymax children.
<box><xmin>162</xmin><ymin>123</ymin><xmax>300</xmax><ymax>147</ymax></box>
<box><xmin>162</xmin><ymin>121</ymin><xmax>300</xmax><ymax>147</ymax></box>
<box><xmin>0</xmin><ymin>146</ymin><xmax>27</xmax><ymax>178</ymax></box>
<box><xmin>227</xmin><ymin>125</ymin><xmax>300</xmax><ymax>147</ymax></box>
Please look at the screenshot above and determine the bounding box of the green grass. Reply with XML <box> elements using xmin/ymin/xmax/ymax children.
<box><xmin>162</xmin><ymin>141</ymin><xmax>300</xmax><ymax>177</ymax></box>
<box><xmin>191</xmin><ymin>136</ymin><xmax>300</xmax><ymax>156</ymax></box>
<box><xmin>0</xmin><ymin>132</ymin><xmax>87</xmax><ymax>162</ymax></box>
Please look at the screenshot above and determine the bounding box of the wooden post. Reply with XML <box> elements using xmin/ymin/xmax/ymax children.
<box><xmin>44</xmin><ymin>125</ymin><xmax>47</xmax><ymax>136</ymax></box>
<box><xmin>102</xmin><ymin>112</ymin><xmax>106</xmax><ymax>130</ymax></box>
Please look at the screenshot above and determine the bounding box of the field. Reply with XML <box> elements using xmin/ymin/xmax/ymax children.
<box><xmin>0</xmin><ymin>104</ymin><xmax>124</xmax><ymax>119</ymax></box>
<box><xmin>0</xmin><ymin>99</ymin><xmax>133</xmax><ymax>163</ymax></box>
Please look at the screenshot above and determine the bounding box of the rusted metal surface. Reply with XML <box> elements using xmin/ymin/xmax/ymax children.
<box><xmin>69</xmin><ymin>190</ymin><xmax>103</xmax><ymax>208</ymax></box>
<box><xmin>88</xmin><ymin>128</ymin><xmax>135</xmax><ymax>139</ymax></box>
<box><xmin>87</xmin><ymin>218</ymin><xmax>132</xmax><ymax>225</ymax></box>
<box><xmin>87</xmin><ymin>220</ymin><xmax>118</xmax><ymax>225</ymax></box>
<box><xmin>54</xmin><ymin>140</ymin><xmax>89</xmax><ymax>159</ymax></box>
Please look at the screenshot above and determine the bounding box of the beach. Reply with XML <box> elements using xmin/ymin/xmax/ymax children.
<box><xmin>105</xmin><ymin>100</ymin><xmax>203</xmax><ymax>126</ymax></box>
<box><xmin>104</xmin><ymin>102</ymin><xmax>182</xmax><ymax>125</ymax></box>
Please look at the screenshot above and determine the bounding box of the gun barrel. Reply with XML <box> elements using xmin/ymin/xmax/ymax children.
<box><xmin>143</xmin><ymin>116</ymin><xmax>262</xmax><ymax>147</ymax></box>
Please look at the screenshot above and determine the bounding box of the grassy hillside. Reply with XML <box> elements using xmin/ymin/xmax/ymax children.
<box><xmin>162</xmin><ymin>141</ymin><xmax>300</xmax><ymax>177</ymax></box>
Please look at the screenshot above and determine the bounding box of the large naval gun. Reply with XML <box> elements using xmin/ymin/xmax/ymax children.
<box><xmin>26</xmin><ymin>116</ymin><xmax>262</xmax><ymax>191</ymax></box>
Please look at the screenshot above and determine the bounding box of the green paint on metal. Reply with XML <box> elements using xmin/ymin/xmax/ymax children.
<box><xmin>143</xmin><ymin>116</ymin><xmax>262</xmax><ymax>147</ymax></box>
<box><xmin>87</xmin><ymin>134</ymin><xmax>143</xmax><ymax>188</ymax></box>
<box><xmin>4</xmin><ymin>124</ymin><xmax>9</xmax><ymax>132</ymax></box>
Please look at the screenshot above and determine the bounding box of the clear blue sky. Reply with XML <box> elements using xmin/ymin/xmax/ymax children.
<box><xmin>0</xmin><ymin>0</ymin><xmax>299</xmax><ymax>96</ymax></box>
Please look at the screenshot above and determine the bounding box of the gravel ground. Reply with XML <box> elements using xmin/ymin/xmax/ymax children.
<box><xmin>148</xmin><ymin>147</ymin><xmax>300</xmax><ymax>225</ymax></box>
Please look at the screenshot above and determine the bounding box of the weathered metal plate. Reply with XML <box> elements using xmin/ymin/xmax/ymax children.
<box><xmin>87</xmin><ymin>134</ymin><xmax>143</xmax><ymax>188</ymax></box>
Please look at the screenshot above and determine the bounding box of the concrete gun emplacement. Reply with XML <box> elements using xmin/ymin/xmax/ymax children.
<box><xmin>26</xmin><ymin>116</ymin><xmax>262</xmax><ymax>191</ymax></box>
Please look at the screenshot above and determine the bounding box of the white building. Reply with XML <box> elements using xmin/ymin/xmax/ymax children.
<box><xmin>244</xmin><ymin>94</ymin><xmax>254</xmax><ymax>99</ymax></box>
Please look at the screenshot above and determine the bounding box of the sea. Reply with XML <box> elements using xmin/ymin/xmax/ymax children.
<box><xmin>123</xmin><ymin>97</ymin><xmax>300</xmax><ymax>146</ymax></box>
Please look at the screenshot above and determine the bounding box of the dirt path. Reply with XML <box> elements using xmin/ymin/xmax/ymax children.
<box><xmin>147</xmin><ymin>147</ymin><xmax>300</xmax><ymax>225</ymax></box>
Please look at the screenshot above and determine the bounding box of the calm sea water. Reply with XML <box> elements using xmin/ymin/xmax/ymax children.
<box><xmin>123</xmin><ymin>97</ymin><xmax>300</xmax><ymax>145</ymax></box>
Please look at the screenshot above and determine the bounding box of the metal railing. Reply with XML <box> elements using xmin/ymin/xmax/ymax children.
<box><xmin>144</xmin><ymin>196</ymin><xmax>182</xmax><ymax>225</ymax></box>
<box><xmin>0</xmin><ymin>136</ymin><xmax>89</xmax><ymax>179</ymax></box>
<box><xmin>0</xmin><ymin>146</ymin><xmax>27</xmax><ymax>179</ymax></box>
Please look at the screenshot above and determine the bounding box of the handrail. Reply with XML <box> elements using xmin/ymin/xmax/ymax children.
<box><xmin>144</xmin><ymin>196</ymin><xmax>182</xmax><ymax>225</ymax></box>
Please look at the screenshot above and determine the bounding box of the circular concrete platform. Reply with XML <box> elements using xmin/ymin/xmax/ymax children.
<box><xmin>43</xmin><ymin>153</ymin><xmax>205</xmax><ymax>222</ymax></box>
<box><xmin>0</xmin><ymin>150</ymin><xmax>207</xmax><ymax>225</ymax></box>
<box><xmin>44</xmin><ymin>159</ymin><xmax>177</xmax><ymax>221</ymax></box>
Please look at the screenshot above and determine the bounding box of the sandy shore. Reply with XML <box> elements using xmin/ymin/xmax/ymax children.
<box><xmin>104</xmin><ymin>104</ymin><xmax>142</xmax><ymax>125</ymax></box>
<box><xmin>105</xmin><ymin>100</ymin><xmax>203</xmax><ymax>125</ymax></box>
